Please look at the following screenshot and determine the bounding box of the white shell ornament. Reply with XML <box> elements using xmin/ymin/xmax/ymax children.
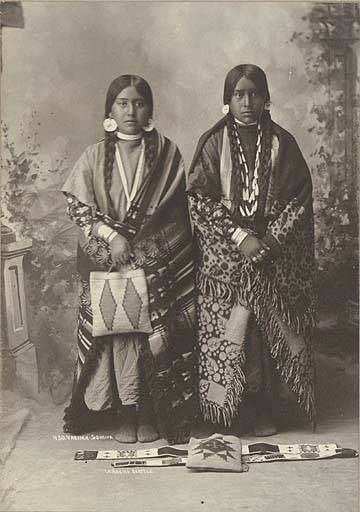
<box><xmin>143</xmin><ymin>118</ymin><xmax>154</xmax><ymax>132</ymax></box>
<box><xmin>222</xmin><ymin>104</ymin><xmax>230</xmax><ymax>115</ymax></box>
<box><xmin>103</xmin><ymin>118</ymin><xmax>118</xmax><ymax>132</ymax></box>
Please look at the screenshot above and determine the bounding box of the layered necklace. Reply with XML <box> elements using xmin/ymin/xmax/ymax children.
<box><xmin>233</xmin><ymin>119</ymin><xmax>262</xmax><ymax>218</ymax></box>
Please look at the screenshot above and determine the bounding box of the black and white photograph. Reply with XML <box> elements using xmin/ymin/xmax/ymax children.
<box><xmin>0</xmin><ymin>1</ymin><xmax>359</xmax><ymax>511</ymax></box>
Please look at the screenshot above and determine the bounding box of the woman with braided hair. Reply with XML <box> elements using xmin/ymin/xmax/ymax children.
<box><xmin>62</xmin><ymin>75</ymin><xmax>196</xmax><ymax>444</ymax></box>
<box><xmin>187</xmin><ymin>64</ymin><xmax>317</xmax><ymax>436</ymax></box>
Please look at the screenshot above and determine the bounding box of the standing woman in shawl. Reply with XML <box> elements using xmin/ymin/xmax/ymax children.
<box><xmin>62</xmin><ymin>75</ymin><xmax>196</xmax><ymax>444</ymax></box>
<box><xmin>187</xmin><ymin>64</ymin><xmax>317</xmax><ymax>436</ymax></box>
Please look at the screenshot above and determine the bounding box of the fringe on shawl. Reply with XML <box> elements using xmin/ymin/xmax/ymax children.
<box><xmin>199</xmin><ymin>349</ymin><xmax>247</xmax><ymax>428</ymax></box>
<box><xmin>257</xmin><ymin>305</ymin><xmax>316</xmax><ymax>427</ymax></box>
<box><xmin>197</xmin><ymin>271</ymin><xmax>317</xmax><ymax>338</ymax></box>
<box><xmin>197</xmin><ymin>271</ymin><xmax>316</xmax><ymax>426</ymax></box>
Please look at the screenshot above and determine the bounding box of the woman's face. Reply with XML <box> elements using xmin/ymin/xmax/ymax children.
<box><xmin>229</xmin><ymin>77</ymin><xmax>266</xmax><ymax>125</ymax></box>
<box><xmin>110</xmin><ymin>86</ymin><xmax>151</xmax><ymax>134</ymax></box>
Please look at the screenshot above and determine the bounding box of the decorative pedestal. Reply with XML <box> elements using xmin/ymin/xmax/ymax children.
<box><xmin>1</xmin><ymin>225</ymin><xmax>38</xmax><ymax>402</ymax></box>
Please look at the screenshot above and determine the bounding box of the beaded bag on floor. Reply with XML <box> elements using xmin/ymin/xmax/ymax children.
<box><xmin>186</xmin><ymin>433</ymin><xmax>248</xmax><ymax>473</ymax></box>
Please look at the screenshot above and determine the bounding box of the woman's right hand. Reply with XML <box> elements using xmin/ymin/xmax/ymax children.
<box><xmin>238</xmin><ymin>234</ymin><xmax>270</xmax><ymax>264</ymax></box>
<box><xmin>109</xmin><ymin>234</ymin><xmax>132</xmax><ymax>265</ymax></box>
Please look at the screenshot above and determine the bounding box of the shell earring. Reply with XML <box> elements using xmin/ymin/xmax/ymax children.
<box><xmin>103</xmin><ymin>117</ymin><xmax>118</xmax><ymax>132</ymax></box>
<box><xmin>143</xmin><ymin>118</ymin><xmax>154</xmax><ymax>132</ymax></box>
<box><xmin>222</xmin><ymin>104</ymin><xmax>230</xmax><ymax>115</ymax></box>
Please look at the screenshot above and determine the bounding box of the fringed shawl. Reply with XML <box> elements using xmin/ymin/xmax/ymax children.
<box><xmin>187</xmin><ymin>117</ymin><xmax>318</xmax><ymax>426</ymax></box>
<box><xmin>63</xmin><ymin>130</ymin><xmax>197</xmax><ymax>441</ymax></box>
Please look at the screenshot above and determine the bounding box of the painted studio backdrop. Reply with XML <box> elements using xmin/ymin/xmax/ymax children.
<box><xmin>1</xmin><ymin>2</ymin><xmax>359</xmax><ymax>409</ymax></box>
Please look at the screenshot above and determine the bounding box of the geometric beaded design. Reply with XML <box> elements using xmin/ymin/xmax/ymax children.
<box><xmin>99</xmin><ymin>280</ymin><xmax>117</xmax><ymax>330</ymax></box>
<box><xmin>122</xmin><ymin>278</ymin><xmax>142</xmax><ymax>329</ymax></box>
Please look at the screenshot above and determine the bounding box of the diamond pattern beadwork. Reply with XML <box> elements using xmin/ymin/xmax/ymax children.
<box><xmin>122</xmin><ymin>278</ymin><xmax>142</xmax><ymax>329</ymax></box>
<box><xmin>90</xmin><ymin>269</ymin><xmax>152</xmax><ymax>337</ymax></box>
<box><xmin>99</xmin><ymin>280</ymin><xmax>117</xmax><ymax>330</ymax></box>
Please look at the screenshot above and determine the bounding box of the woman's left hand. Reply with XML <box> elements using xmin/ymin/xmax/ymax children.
<box><xmin>251</xmin><ymin>241</ymin><xmax>271</xmax><ymax>265</ymax></box>
<box><xmin>238</xmin><ymin>234</ymin><xmax>270</xmax><ymax>264</ymax></box>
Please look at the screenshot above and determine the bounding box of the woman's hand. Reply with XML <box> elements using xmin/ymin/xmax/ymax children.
<box><xmin>238</xmin><ymin>234</ymin><xmax>270</xmax><ymax>264</ymax></box>
<box><xmin>109</xmin><ymin>234</ymin><xmax>132</xmax><ymax>266</ymax></box>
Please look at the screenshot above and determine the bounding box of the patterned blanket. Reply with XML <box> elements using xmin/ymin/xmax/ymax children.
<box><xmin>64</xmin><ymin>131</ymin><xmax>197</xmax><ymax>441</ymax></box>
<box><xmin>187</xmin><ymin>117</ymin><xmax>318</xmax><ymax>428</ymax></box>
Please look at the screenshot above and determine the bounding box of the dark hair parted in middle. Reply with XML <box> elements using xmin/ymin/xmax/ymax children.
<box><xmin>103</xmin><ymin>75</ymin><xmax>156</xmax><ymax>219</ymax></box>
<box><xmin>105</xmin><ymin>75</ymin><xmax>154</xmax><ymax>118</ymax></box>
<box><xmin>224</xmin><ymin>65</ymin><xmax>272</xmax><ymax>221</ymax></box>
<box><xmin>223</xmin><ymin>64</ymin><xmax>270</xmax><ymax>105</ymax></box>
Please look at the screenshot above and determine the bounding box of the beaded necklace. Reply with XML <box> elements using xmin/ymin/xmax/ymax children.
<box><xmin>233</xmin><ymin>120</ymin><xmax>262</xmax><ymax>217</ymax></box>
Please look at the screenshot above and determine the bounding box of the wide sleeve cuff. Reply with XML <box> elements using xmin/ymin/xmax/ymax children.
<box><xmin>231</xmin><ymin>227</ymin><xmax>249</xmax><ymax>247</ymax></box>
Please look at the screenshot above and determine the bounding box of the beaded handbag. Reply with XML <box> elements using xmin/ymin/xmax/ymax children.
<box><xmin>186</xmin><ymin>433</ymin><xmax>248</xmax><ymax>473</ymax></box>
<box><xmin>89</xmin><ymin>265</ymin><xmax>153</xmax><ymax>337</ymax></box>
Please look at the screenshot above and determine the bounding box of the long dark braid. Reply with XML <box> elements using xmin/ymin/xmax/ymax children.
<box><xmin>103</xmin><ymin>131</ymin><xmax>118</xmax><ymax>219</ymax></box>
<box><xmin>102</xmin><ymin>74</ymin><xmax>154</xmax><ymax>221</ymax></box>
<box><xmin>226</xmin><ymin>114</ymin><xmax>242</xmax><ymax>215</ymax></box>
<box><xmin>144</xmin><ymin>129</ymin><xmax>157</xmax><ymax>176</ymax></box>
<box><xmin>103</xmin><ymin>130</ymin><xmax>158</xmax><ymax>227</ymax></box>
<box><xmin>256</xmin><ymin>109</ymin><xmax>273</xmax><ymax>218</ymax></box>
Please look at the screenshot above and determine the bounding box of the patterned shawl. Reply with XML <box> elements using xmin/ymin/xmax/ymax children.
<box><xmin>64</xmin><ymin>130</ymin><xmax>197</xmax><ymax>440</ymax></box>
<box><xmin>187</xmin><ymin>117</ymin><xmax>318</xmax><ymax>427</ymax></box>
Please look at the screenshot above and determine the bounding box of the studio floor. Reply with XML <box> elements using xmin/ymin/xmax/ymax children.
<box><xmin>0</xmin><ymin>349</ymin><xmax>358</xmax><ymax>512</ymax></box>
